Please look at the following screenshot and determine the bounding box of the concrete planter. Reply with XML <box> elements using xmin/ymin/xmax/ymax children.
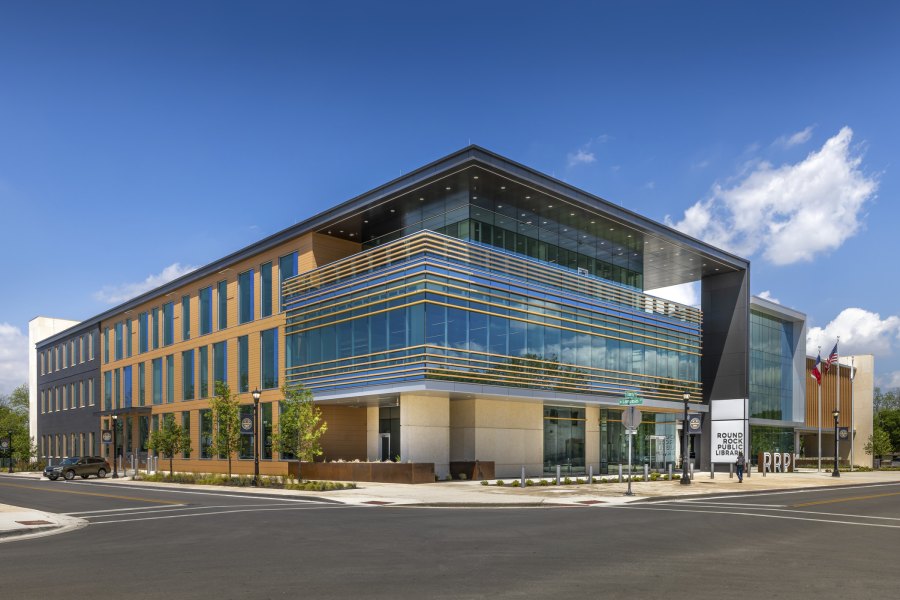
<box><xmin>288</xmin><ymin>461</ymin><xmax>436</xmax><ymax>484</ymax></box>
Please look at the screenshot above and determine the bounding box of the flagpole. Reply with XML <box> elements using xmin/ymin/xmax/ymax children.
<box><xmin>817</xmin><ymin>345</ymin><xmax>821</xmax><ymax>473</ymax></box>
<box><xmin>836</xmin><ymin>336</ymin><xmax>841</xmax><ymax>471</ymax></box>
<box><xmin>850</xmin><ymin>356</ymin><xmax>855</xmax><ymax>472</ymax></box>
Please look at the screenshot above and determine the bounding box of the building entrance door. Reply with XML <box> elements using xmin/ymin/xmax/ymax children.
<box><xmin>648</xmin><ymin>435</ymin><xmax>666</xmax><ymax>471</ymax></box>
<box><xmin>379</xmin><ymin>434</ymin><xmax>391</xmax><ymax>462</ymax></box>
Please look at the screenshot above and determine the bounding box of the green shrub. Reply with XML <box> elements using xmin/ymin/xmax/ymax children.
<box><xmin>562</xmin><ymin>477</ymin><xmax>573</xmax><ymax>485</ymax></box>
<box><xmin>525</xmin><ymin>479</ymin><xmax>535</xmax><ymax>486</ymax></box>
<box><xmin>495</xmin><ymin>479</ymin><xmax>505</xmax><ymax>486</ymax></box>
<box><xmin>539</xmin><ymin>479</ymin><xmax>550</xmax><ymax>486</ymax></box>
<box><xmin>480</xmin><ymin>480</ymin><xmax>489</xmax><ymax>486</ymax></box>
<box><xmin>576</xmin><ymin>478</ymin><xmax>586</xmax><ymax>485</ymax></box>
<box><xmin>510</xmin><ymin>480</ymin><xmax>520</xmax><ymax>487</ymax></box>
<box><xmin>650</xmin><ymin>472</ymin><xmax>660</xmax><ymax>481</ymax></box>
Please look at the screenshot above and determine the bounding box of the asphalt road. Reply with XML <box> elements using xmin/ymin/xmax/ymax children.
<box><xmin>1</xmin><ymin>475</ymin><xmax>899</xmax><ymax>599</ymax></box>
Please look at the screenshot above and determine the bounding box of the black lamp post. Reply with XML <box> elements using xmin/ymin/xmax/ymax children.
<box><xmin>832</xmin><ymin>409</ymin><xmax>841</xmax><ymax>478</ymax></box>
<box><xmin>111</xmin><ymin>415</ymin><xmax>119</xmax><ymax>479</ymax></box>
<box><xmin>6</xmin><ymin>430</ymin><xmax>13</xmax><ymax>474</ymax></box>
<box><xmin>252</xmin><ymin>388</ymin><xmax>261</xmax><ymax>486</ymax></box>
<box><xmin>681</xmin><ymin>393</ymin><xmax>691</xmax><ymax>485</ymax></box>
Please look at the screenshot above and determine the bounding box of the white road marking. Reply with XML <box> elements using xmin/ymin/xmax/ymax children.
<box><xmin>76</xmin><ymin>503</ymin><xmax>319</xmax><ymax>519</ymax></box>
<box><xmin>88</xmin><ymin>504</ymin><xmax>356</xmax><ymax>524</ymax></box>
<box><xmin>676</xmin><ymin>481</ymin><xmax>900</xmax><ymax>503</ymax></box>
<box><xmin>615</xmin><ymin>505</ymin><xmax>900</xmax><ymax>529</ymax></box>
<box><xmin>63</xmin><ymin>480</ymin><xmax>337</xmax><ymax>504</ymax></box>
<box><xmin>64</xmin><ymin>504</ymin><xmax>189</xmax><ymax>515</ymax></box>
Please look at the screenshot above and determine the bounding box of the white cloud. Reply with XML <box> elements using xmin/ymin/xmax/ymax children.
<box><xmin>567</xmin><ymin>149</ymin><xmax>596</xmax><ymax>166</ymax></box>
<box><xmin>882</xmin><ymin>371</ymin><xmax>900</xmax><ymax>389</ymax></box>
<box><xmin>775</xmin><ymin>125</ymin><xmax>815</xmax><ymax>148</ymax></box>
<box><xmin>757</xmin><ymin>290</ymin><xmax>780</xmax><ymax>304</ymax></box>
<box><xmin>644</xmin><ymin>181</ymin><xmax>656</xmax><ymax>190</ymax></box>
<box><xmin>806</xmin><ymin>308</ymin><xmax>900</xmax><ymax>357</ymax></box>
<box><xmin>0</xmin><ymin>323</ymin><xmax>28</xmax><ymax>395</ymax></box>
<box><xmin>646</xmin><ymin>282</ymin><xmax>700</xmax><ymax>308</ymax></box>
<box><xmin>666</xmin><ymin>127</ymin><xmax>878</xmax><ymax>265</ymax></box>
<box><xmin>93</xmin><ymin>263</ymin><xmax>197</xmax><ymax>305</ymax></box>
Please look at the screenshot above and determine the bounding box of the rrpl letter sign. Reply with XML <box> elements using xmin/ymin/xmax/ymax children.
<box><xmin>757</xmin><ymin>452</ymin><xmax>794</xmax><ymax>473</ymax></box>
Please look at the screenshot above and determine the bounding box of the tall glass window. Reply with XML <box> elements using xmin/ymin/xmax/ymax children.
<box><xmin>260</xmin><ymin>328</ymin><xmax>278</xmax><ymax>389</ymax></box>
<box><xmin>182</xmin><ymin>412</ymin><xmax>191</xmax><ymax>458</ymax></box>
<box><xmin>163</xmin><ymin>302</ymin><xmax>175</xmax><ymax>346</ymax></box>
<box><xmin>200</xmin><ymin>409</ymin><xmax>212</xmax><ymax>458</ymax></box>
<box><xmin>114</xmin><ymin>322</ymin><xmax>123</xmax><ymax>361</ymax></box>
<box><xmin>262</xmin><ymin>402</ymin><xmax>273</xmax><ymax>460</ymax></box>
<box><xmin>138</xmin><ymin>362</ymin><xmax>146</xmax><ymax>406</ymax></box>
<box><xmin>750</xmin><ymin>310</ymin><xmax>795</xmax><ymax>421</ymax></box>
<box><xmin>166</xmin><ymin>354</ymin><xmax>175</xmax><ymax>403</ymax></box>
<box><xmin>543</xmin><ymin>406</ymin><xmax>586</xmax><ymax>475</ymax></box>
<box><xmin>217</xmin><ymin>280</ymin><xmax>228</xmax><ymax>330</ymax></box>
<box><xmin>123</xmin><ymin>365</ymin><xmax>132</xmax><ymax>408</ymax></box>
<box><xmin>182</xmin><ymin>295</ymin><xmax>191</xmax><ymax>341</ymax></box>
<box><xmin>260</xmin><ymin>261</ymin><xmax>273</xmax><ymax>318</ymax></box>
<box><xmin>199</xmin><ymin>286</ymin><xmax>212</xmax><ymax>335</ymax></box>
<box><xmin>114</xmin><ymin>369</ymin><xmax>121</xmax><ymax>409</ymax></box>
<box><xmin>182</xmin><ymin>350</ymin><xmax>195</xmax><ymax>400</ymax></box>
<box><xmin>103</xmin><ymin>371</ymin><xmax>112</xmax><ymax>410</ymax></box>
<box><xmin>279</xmin><ymin>251</ymin><xmax>298</xmax><ymax>311</ymax></box>
<box><xmin>126</xmin><ymin>319</ymin><xmax>133</xmax><ymax>358</ymax></box>
<box><xmin>152</xmin><ymin>358</ymin><xmax>163</xmax><ymax>405</ymax></box>
<box><xmin>152</xmin><ymin>307</ymin><xmax>160</xmax><ymax>349</ymax></box>
<box><xmin>239</xmin><ymin>404</ymin><xmax>254</xmax><ymax>459</ymax></box>
<box><xmin>238</xmin><ymin>335</ymin><xmax>249</xmax><ymax>393</ymax></box>
<box><xmin>239</xmin><ymin>269</ymin><xmax>254</xmax><ymax>324</ymax></box>
<box><xmin>213</xmin><ymin>341</ymin><xmax>227</xmax><ymax>386</ymax></box>
<box><xmin>139</xmin><ymin>312</ymin><xmax>149</xmax><ymax>353</ymax></box>
<box><xmin>199</xmin><ymin>346</ymin><xmax>209</xmax><ymax>398</ymax></box>
<box><xmin>103</xmin><ymin>327</ymin><xmax>110</xmax><ymax>364</ymax></box>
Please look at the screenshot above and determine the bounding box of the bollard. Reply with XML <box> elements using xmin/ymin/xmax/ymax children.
<box><xmin>556</xmin><ymin>464</ymin><xmax>561</xmax><ymax>485</ymax></box>
<box><xmin>668</xmin><ymin>463</ymin><xmax>673</xmax><ymax>480</ymax></box>
<box><xmin>711</xmin><ymin>464</ymin><xmax>715</xmax><ymax>479</ymax></box>
<box><xmin>588</xmin><ymin>465</ymin><xmax>593</xmax><ymax>484</ymax></box>
<box><xmin>763</xmin><ymin>464</ymin><xmax>766</xmax><ymax>477</ymax></box>
<box><xmin>747</xmin><ymin>463</ymin><xmax>751</xmax><ymax>478</ymax></box>
<box><xmin>521</xmin><ymin>466</ymin><xmax>526</xmax><ymax>488</ymax></box>
<box><xmin>643</xmin><ymin>464</ymin><xmax>649</xmax><ymax>482</ymax></box>
<box><xmin>689</xmin><ymin>462</ymin><xmax>694</xmax><ymax>478</ymax></box>
<box><xmin>729</xmin><ymin>463</ymin><xmax>734</xmax><ymax>479</ymax></box>
<box><xmin>618</xmin><ymin>463</ymin><xmax>623</xmax><ymax>483</ymax></box>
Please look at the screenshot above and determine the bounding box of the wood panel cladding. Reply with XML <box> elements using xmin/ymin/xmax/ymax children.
<box><xmin>805</xmin><ymin>357</ymin><xmax>853</xmax><ymax>428</ymax></box>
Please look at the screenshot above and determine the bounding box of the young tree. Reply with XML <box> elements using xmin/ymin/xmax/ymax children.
<box><xmin>272</xmin><ymin>384</ymin><xmax>327</xmax><ymax>479</ymax></box>
<box><xmin>209</xmin><ymin>381</ymin><xmax>241</xmax><ymax>478</ymax></box>
<box><xmin>0</xmin><ymin>384</ymin><xmax>34</xmax><ymax>467</ymax></box>
<box><xmin>864</xmin><ymin>427</ymin><xmax>894</xmax><ymax>462</ymax></box>
<box><xmin>147</xmin><ymin>414</ymin><xmax>192</xmax><ymax>475</ymax></box>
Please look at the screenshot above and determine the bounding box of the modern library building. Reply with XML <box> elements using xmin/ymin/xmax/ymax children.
<box><xmin>32</xmin><ymin>146</ymin><xmax>789</xmax><ymax>478</ymax></box>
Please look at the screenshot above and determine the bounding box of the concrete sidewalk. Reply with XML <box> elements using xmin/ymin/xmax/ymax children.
<box><xmin>3</xmin><ymin>470</ymin><xmax>899</xmax><ymax>541</ymax></box>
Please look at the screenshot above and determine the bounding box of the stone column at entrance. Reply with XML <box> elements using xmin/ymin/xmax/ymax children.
<box><xmin>399</xmin><ymin>393</ymin><xmax>450</xmax><ymax>478</ymax></box>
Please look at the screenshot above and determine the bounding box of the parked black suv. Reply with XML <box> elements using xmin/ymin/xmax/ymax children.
<box><xmin>44</xmin><ymin>457</ymin><xmax>110</xmax><ymax>481</ymax></box>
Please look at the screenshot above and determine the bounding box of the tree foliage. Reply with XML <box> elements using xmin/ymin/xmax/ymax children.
<box><xmin>0</xmin><ymin>384</ymin><xmax>35</xmax><ymax>463</ymax></box>
<box><xmin>209</xmin><ymin>381</ymin><xmax>241</xmax><ymax>478</ymax></box>
<box><xmin>148</xmin><ymin>413</ymin><xmax>192</xmax><ymax>474</ymax></box>
<box><xmin>873</xmin><ymin>387</ymin><xmax>900</xmax><ymax>413</ymax></box>
<box><xmin>272</xmin><ymin>384</ymin><xmax>327</xmax><ymax>478</ymax></box>
<box><xmin>864</xmin><ymin>427</ymin><xmax>893</xmax><ymax>459</ymax></box>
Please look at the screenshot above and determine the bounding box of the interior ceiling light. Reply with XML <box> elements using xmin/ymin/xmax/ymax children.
<box><xmin>570</xmin><ymin>213</ymin><xmax>575</xmax><ymax>216</ymax></box>
<box><xmin>446</xmin><ymin>186</ymin><xmax>451</xmax><ymax>190</ymax></box>
<box><xmin>548</xmin><ymin>205</ymin><xmax>553</xmax><ymax>208</ymax></box>
<box><xmin>498</xmin><ymin>205</ymin><xmax>503</xmax><ymax>208</ymax></box>
<box><xmin>500</xmin><ymin>186</ymin><xmax>506</xmax><ymax>190</ymax></box>
<box><xmin>419</xmin><ymin>197</ymin><xmax>424</xmax><ymax>201</ymax></box>
<box><xmin>390</xmin><ymin>209</ymin><xmax>395</xmax><ymax>213</ymax></box>
<box><xmin>525</xmin><ymin>195</ymin><xmax>531</xmax><ymax>199</ymax></box>
<box><xmin>610</xmin><ymin>228</ymin><xmax>615</xmax><ymax>231</ymax></box>
<box><xmin>473</xmin><ymin>176</ymin><xmax>479</xmax><ymax>179</ymax></box>
<box><xmin>364</xmin><ymin>220</ymin><xmax>368</xmax><ymax>223</ymax></box>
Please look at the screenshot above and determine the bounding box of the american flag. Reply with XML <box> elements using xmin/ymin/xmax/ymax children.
<box><xmin>810</xmin><ymin>352</ymin><xmax>822</xmax><ymax>384</ymax></box>
<box><xmin>823</xmin><ymin>342</ymin><xmax>838</xmax><ymax>373</ymax></box>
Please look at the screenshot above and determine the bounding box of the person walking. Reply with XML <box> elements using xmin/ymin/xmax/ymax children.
<box><xmin>735</xmin><ymin>451</ymin><xmax>745</xmax><ymax>483</ymax></box>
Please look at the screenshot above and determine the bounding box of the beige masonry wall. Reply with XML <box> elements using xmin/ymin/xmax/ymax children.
<box><xmin>585</xmin><ymin>405</ymin><xmax>600</xmax><ymax>475</ymax></box>
<box><xmin>449</xmin><ymin>397</ymin><xmax>543</xmax><ymax>478</ymax></box>
<box><xmin>400</xmin><ymin>393</ymin><xmax>450</xmax><ymax>478</ymax></box>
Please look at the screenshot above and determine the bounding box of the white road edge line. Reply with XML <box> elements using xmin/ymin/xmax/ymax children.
<box><xmin>642</xmin><ymin>503</ymin><xmax>900</xmax><ymax>522</ymax></box>
<box><xmin>65</xmin><ymin>504</ymin><xmax>189</xmax><ymax>515</ymax></box>
<box><xmin>615</xmin><ymin>505</ymin><xmax>900</xmax><ymax>529</ymax></box>
<box><xmin>678</xmin><ymin>481</ymin><xmax>900</xmax><ymax>502</ymax></box>
<box><xmin>62</xmin><ymin>481</ymin><xmax>338</xmax><ymax>504</ymax></box>
<box><xmin>88</xmin><ymin>505</ymin><xmax>356</xmax><ymax>524</ymax></box>
<box><xmin>77</xmin><ymin>503</ymin><xmax>318</xmax><ymax>518</ymax></box>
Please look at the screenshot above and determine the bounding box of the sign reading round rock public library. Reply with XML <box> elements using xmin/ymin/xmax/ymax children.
<box><xmin>240</xmin><ymin>416</ymin><xmax>254</xmax><ymax>435</ymax></box>
<box><xmin>101</xmin><ymin>430</ymin><xmax>112</xmax><ymax>444</ymax></box>
<box><xmin>710</xmin><ymin>420</ymin><xmax>745</xmax><ymax>463</ymax></box>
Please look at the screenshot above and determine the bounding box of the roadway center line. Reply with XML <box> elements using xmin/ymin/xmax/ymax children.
<box><xmin>615</xmin><ymin>505</ymin><xmax>900</xmax><ymax>529</ymax></box>
<box><xmin>0</xmin><ymin>481</ymin><xmax>183</xmax><ymax>505</ymax></box>
<box><xmin>65</xmin><ymin>504</ymin><xmax>189</xmax><ymax>515</ymax></box>
<box><xmin>88</xmin><ymin>505</ymin><xmax>358</xmax><ymax>524</ymax></box>
<box><xmin>73</xmin><ymin>503</ymin><xmax>321</xmax><ymax>518</ymax></box>
<box><xmin>791</xmin><ymin>491</ymin><xmax>900</xmax><ymax>507</ymax></box>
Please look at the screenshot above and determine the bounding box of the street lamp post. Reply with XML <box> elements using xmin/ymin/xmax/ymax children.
<box><xmin>681</xmin><ymin>393</ymin><xmax>691</xmax><ymax>485</ymax></box>
<box><xmin>252</xmin><ymin>389</ymin><xmax>261</xmax><ymax>486</ymax></box>
<box><xmin>7</xmin><ymin>430</ymin><xmax>13</xmax><ymax>474</ymax></box>
<box><xmin>111</xmin><ymin>415</ymin><xmax>119</xmax><ymax>479</ymax></box>
<box><xmin>832</xmin><ymin>409</ymin><xmax>841</xmax><ymax>478</ymax></box>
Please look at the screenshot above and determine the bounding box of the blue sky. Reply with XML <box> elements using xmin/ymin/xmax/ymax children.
<box><xmin>1</xmin><ymin>1</ymin><xmax>899</xmax><ymax>394</ymax></box>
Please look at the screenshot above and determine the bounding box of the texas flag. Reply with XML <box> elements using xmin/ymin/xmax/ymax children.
<box><xmin>811</xmin><ymin>352</ymin><xmax>822</xmax><ymax>384</ymax></box>
<box><xmin>823</xmin><ymin>342</ymin><xmax>838</xmax><ymax>373</ymax></box>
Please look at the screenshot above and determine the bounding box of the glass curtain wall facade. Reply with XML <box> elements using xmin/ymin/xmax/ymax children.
<box><xmin>749</xmin><ymin>309</ymin><xmax>794</xmax><ymax>420</ymax></box>
<box><xmin>600</xmin><ymin>409</ymin><xmax>676</xmax><ymax>474</ymax></box>
<box><xmin>285</xmin><ymin>231</ymin><xmax>701</xmax><ymax>401</ymax></box>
